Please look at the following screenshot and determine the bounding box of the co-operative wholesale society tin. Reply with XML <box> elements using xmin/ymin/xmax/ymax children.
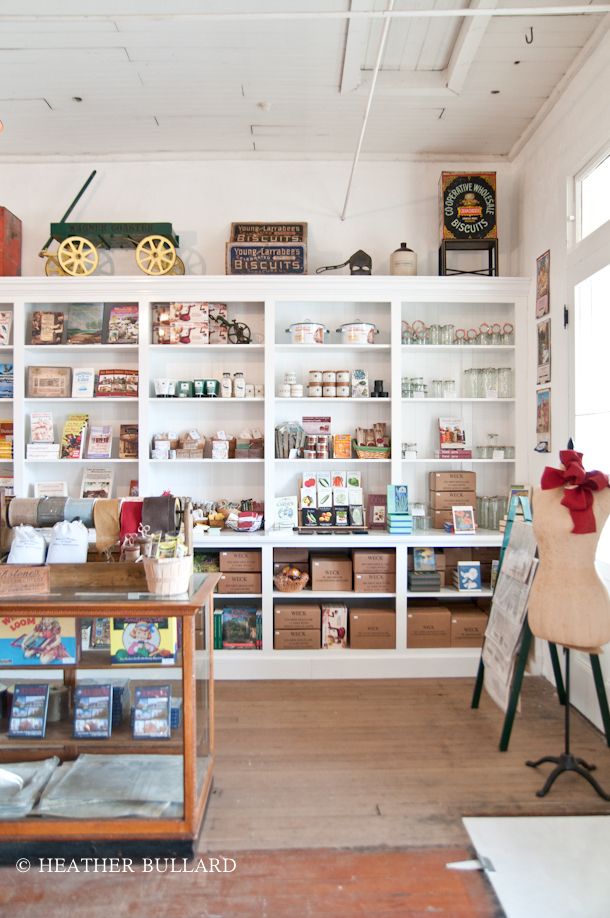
<box><xmin>286</xmin><ymin>321</ymin><xmax>327</xmax><ymax>344</ymax></box>
<box><xmin>336</xmin><ymin>321</ymin><xmax>378</xmax><ymax>344</ymax></box>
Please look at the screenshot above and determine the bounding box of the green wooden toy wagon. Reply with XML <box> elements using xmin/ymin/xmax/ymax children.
<box><xmin>39</xmin><ymin>170</ymin><xmax>183</xmax><ymax>276</ymax></box>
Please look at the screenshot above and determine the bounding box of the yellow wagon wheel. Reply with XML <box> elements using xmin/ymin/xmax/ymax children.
<box><xmin>57</xmin><ymin>236</ymin><xmax>99</xmax><ymax>276</ymax></box>
<box><xmin>135</xmin><ymin>234</ymin><xmax>176</xmax><ymax>275</ymax></box>
<box><xmin>44</xmin><ymin>256</ymin><xmax>67</xmax><ymax>277</ymax></box>
<box><xmin>169</xmin><ymin>255</ymin><xmax>185</xmax><ymax>275</ymax></box>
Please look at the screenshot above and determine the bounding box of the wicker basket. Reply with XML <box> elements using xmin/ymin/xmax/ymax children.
<box><xmin>143</xmin><ymin>555</ymin><xmax>193</xmax><ymax>596</ymax></box>
<box><xmin>273</xmin><ymin>571</ymin><xmax>309</xmax><ymax>593</ymax></box>
<box><xmin>352</xmin><ymin>439</ymin><xmax>391</xmax><ymax>460</ymax></box>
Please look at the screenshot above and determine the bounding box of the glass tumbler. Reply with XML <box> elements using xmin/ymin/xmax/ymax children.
<box><xmin>498</xmin><ymin>368</ymin><xmax>513</xmax><ymax>398</ymax></box>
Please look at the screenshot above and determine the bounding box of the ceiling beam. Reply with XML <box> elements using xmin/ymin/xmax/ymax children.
<box><xmin>340</xmin><ymin>0</ymin><xmax>371</xmax><ymax>94</ymax></box>
<box><xmin>446</xmin><ymin>0</ymin><xmax>499</xmax><ymax>95</ymax></box>
<box><xmin>1</xmin><ymin>7</ymin><xmax>609</xmax><ymax>23</ymax></box>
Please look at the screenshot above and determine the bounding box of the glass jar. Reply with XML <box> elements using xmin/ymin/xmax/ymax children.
<box><xmin>442</xmin><ymin>379</ymin><xmax>456</xmax><ymax>399</ymax></box>
<box><xmin>463</xmin><ymin>369</ymin><xmax>474</xmax><ymax>398</ymax></box>
<box><xmin>440</xmin><ymin>324</ymin><xmax>455</xmax><ymax>345</ymax></box>
<box><xmin>454</xmin><ymin>328</ymin><xmax>467</xmax><ymax>345</ymax></box>
<box><xmin>401</xmin><ymin>321</ymin><xmax>413</xmax><ymax>344</ymax></box>
<box><xmin>233</xmin><ymin>372</ymin><xmax>246</xmax><ymax>398</ymax></box>
<box><xmin>498</xmin><ymin>367</ymin><xmax>513</xmax><ymax>398</ymax></box>
<box><xmin>467</xmin><ymin>328</ymin><xmax>479</xmax><ymax>345</ymax></box>
<box><xmin>502</xmin><ymin>323</ymin><xmax>514</xmax><ymax>346</ymax></box>
<box><xmin>484</xmin><ymin>368</ymin><xmax>498</xmax><ymax>398</ymax></box>
<box><xmin>430</xmin><ymin>379</ymin><xmax>443</xmax><ymax>398</ymax></box>
<box><xmin>427</xmin><ymin>324</ymin><xmax>441</xmax><ymax>345</ymax></box>
<box><xmin>221</xmin><ymin>372</ymin><xmax>233</xmax><ymax>398</ymax></box>
<box><xmin>491</xmin><ymin>323</ymin><xmax>503</xmax><ymax>345</ymax></box>
<box><xmin>401</xmin><ymin>377</ymin><xmax>412</xmax><ymax>398</ymax></box>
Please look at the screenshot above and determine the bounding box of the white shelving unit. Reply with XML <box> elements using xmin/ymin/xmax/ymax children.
<box><xmin>0</xmin><ymin>275</ymin><xmax>528</xmax><ymax>679</ymax></box>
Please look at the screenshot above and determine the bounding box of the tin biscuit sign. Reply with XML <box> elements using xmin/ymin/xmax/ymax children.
<box><xmin>440</xmin><ymin>172</ymin><xmax>497</xmax><ymax>240</ymax></box>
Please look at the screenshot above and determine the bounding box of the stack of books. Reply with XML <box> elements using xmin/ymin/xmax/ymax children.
<box><xmin>386</xmin><ymin>483</ymin><xmax>413</xmax><ymax>534</ymax></box>
<box><xmin>408</xmin><ymin>570</ymin><xmax>441</xmax><ymax>592</ymax></box>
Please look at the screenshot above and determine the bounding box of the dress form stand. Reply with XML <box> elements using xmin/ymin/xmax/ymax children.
<box><xmin>526</xmin><ymin>647</ymin><xmax>610</xmax><ymax>799</ymax></box>
<box><xmin>527</xmin><ymin>465</ymin><xmax>610</xmax><ymax>799</ymax></box>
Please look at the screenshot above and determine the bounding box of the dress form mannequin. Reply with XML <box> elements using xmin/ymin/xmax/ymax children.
<box><xmin>529</xmin><ymin>486</ymin><xmax>610</xmax><ymax>651</ymax></box>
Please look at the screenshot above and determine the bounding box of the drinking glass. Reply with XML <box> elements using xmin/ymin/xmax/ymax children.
<box><xmin>498</xmin><ymin>367</ymin><xmax>513</xmax><ymax>398</ymax></box>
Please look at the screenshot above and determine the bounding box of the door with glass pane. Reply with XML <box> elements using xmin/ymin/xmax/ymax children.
<box><xmin>571</xmin><ymin>264</ymin><xmax>610</xmax><ymax>727</ymax></box>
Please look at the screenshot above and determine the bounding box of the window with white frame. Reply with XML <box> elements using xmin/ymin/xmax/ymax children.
<box><xmin>576</xmin><ymin>148</ymin><xmax>610</xmax><ymax>241</ymax></box>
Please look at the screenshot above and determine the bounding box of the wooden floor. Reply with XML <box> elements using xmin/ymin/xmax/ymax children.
<box><xmin>202</xmin><ymin>676</ymin><xmax>610</xmax><ymax>850</ymax></box>
<box><xmin>2</xmin><ymin>676</ymin><xmax>610</xmax><ymax>918</ymax></box>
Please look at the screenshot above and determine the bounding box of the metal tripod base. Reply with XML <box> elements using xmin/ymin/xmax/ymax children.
<box><xmin>526</xmin><ymin>753</ymin><xmax>610</xmax><ymax>800</ymax></box>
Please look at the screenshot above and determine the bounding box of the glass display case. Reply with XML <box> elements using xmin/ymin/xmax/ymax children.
<box><xmin>0</xmin><ymin>568</ymin><xmax>218</xmax><ymax>858</ymax></box>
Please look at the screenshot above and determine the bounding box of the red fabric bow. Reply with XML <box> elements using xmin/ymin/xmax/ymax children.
<box><xmin>541</xmin><ymin>449</ymin><xmax>609</xmax><ymax>534</ymax></box>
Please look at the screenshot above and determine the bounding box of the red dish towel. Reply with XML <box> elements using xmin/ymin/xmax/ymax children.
<box><xmin>541</xmin><ymin>449</ymin><xmax>609</xmax><ymax>534</ymax></box>
<box><xmin>120</xmin><ymin>499</ymin><xmax>143</xmax><ymax>541</ymax></box>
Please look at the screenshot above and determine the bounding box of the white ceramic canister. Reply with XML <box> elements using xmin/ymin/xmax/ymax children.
<box><xmin>308</xmin><ymin>384</ymin><xmax>323</xmax><ymax>398</ymax></box>
<box><xmin>322</xmin><ymin>385</ymin><xmax>337</xmax><ymax>398</ymax></box>
<box><xmin>336</xmin><ymin>385</ymin><xmax>350</xmax><ymax>398</ymax></box>
<box><xmin>336</xmin><ymin>320</ymin><xmax>378</xmax><ymax>345</ymax></box>
<box><xmin>390</xmin><ymin>242</ymin><xmax>417</xmax><ymax>276</ymax></box>
<box><xmin>336</xmin><ymin>370</ymin><xmax>350</xmax><ymax>384</ymax></box>
<box><xmin>286</xmin><ymin>320</ymin><xmax>327</xmax><ymax>344</ymax></box>
<box><xmin>254</xmin><ymin>384</ymin><xmax>264</xmax><ymax>398</ymax></box>
<box><xmin>291</xmin><ymin>384</ymin><xmax>304</xmax><ymax>397</ymax></box>
<box><xmin>322</xmin><ymin>370</ymin><xmax>336</xmax><ymax>384</ymax></box>
<box><xmin>284</xmin><ymin>372</ymin><xmax>298</xmax><ymax>385</ymax></box>
<box><xmin>245</xmin><ymin>384</ymin><xmax>255</xmax><ymax>398</ymax></box>
<box><xmin>278</xmin><ymin>383</ymin><xmax>292</xmax><ymax>398</ymax></box>
<box><xmin>308</xmin><ymin>370</ymin><xmax>323</xmax><ymax>384</ymax></box>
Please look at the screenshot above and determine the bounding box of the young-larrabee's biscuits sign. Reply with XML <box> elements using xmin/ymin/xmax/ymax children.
<box><xmin>440</xmin><ymin>172</ymin><xmax>497</xmax><ymax>240</ymax></box>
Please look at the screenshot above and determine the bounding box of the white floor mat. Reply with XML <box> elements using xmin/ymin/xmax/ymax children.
<box><xmin>463</xmin><ymin>816</ymin><xmax>610</xmax><ymax>918</ymax></box>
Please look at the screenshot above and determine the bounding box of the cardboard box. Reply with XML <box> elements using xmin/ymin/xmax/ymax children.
<box><xmin>429</xmin><ymin>490</ymin><xmax>477</xmax><ymax>511</ymax></box>
<box><xmin>0</xmin><ymin>207</ymin><xmax>22</xmax><ymax>276</ymax></box>
<box><xmin>450</xmin><ymin>610</ymin><xmax>489</xmax><ymax>647</ymax></box>
<box><xmin>274</xmin><ymin>548</ymin><xmax>309</xmax><ymax>564</ymax></box>
<box><xmin>353</xmin><ymin>571</ymin><xmax>395</xmax><ymax>593</ymax></box>
<box><xmin>431</xmin><ymin>508</ymin><xmax>453</xmax><ymax>529</ymax></box>
<box><xmin>349</xmin><ymin>608</ymin><xmax>396</xmax><ymax>649</ymax></box>
<box><xmin>352</xmin><ymin>549</ymin><xmax>396</xmax><ymax>573</ymax></box>
<box><xmin>219</xmin><ymin>550</ymin><xmax>262</xmax><ymax>572</ymax></box>
<box><xmin>217</xmin><ymin>572</ymin><xmax>261</xmax><ymax>594</ymax></box>
<box><xmin>428</xmin><ymin>470</ymin><xmax>476</xmax><ymax>492</ymax></box>
<box><xmin>274</xmin><ymin>629</ymin><xmax>321</xmax><ymax>650</ymax></box>
<box><xmin>274</xmin><ymin>603</ymin><xmax>321</xmax><ymax>630</ymax></box>
<box><xmin>443</xmin><ymin>548</ymin><xmax>473</xmax><ymax>566</ymax></box>
<box><xmin>322</xmin><ymin>604</ymin><xmax>348</xmax><ymax>648</ymax></box>
<box><xmin>311</xmin><ymin>555</ymin><xmax>353</xmax><ymax>591</ymax></box>
<box><xmin>407</xmin><ymin>607</ymin><xmax>451</xmax><ymax>648</ymax></box>
<box><xmin>471</xmin><ymin>548</ymin><xmax>500</xmax><ymax>563</ymax></box>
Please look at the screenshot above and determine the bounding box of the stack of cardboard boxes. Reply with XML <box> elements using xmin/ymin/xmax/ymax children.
<box><xmin>429</xmin><ymin>470</ymin><xmax>476</xmax><ymax>529</ymax></box>
<box><xmin>407</xmin><ymin>602</ymin><xmax>489</xmax><ymax>648</ymax></box>
<box><xmin>217</xmin><ymin>550</ymin><xmax>262</xmax><ymax>593</ymax></box>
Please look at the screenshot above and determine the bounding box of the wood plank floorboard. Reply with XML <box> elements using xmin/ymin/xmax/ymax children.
<box><xmin>202</xmin><ymin>677</ymin><xmax>610</xmax><ymax>851</ymax></box>
<box><xmin>0</xmin><ymin>847</ymin><xmax>501</xmax><ymax>918</ymax></box>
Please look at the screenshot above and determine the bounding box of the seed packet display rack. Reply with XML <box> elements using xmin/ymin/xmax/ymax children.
<box><xmin>0</xmin><ymin>274</ymin><xmax>528</xmax><ymax>680</ymax></box>
<box><xmin>0</xmin><ymin>567</ymin><xmax>219</xmax><ymax>859</ymax></box>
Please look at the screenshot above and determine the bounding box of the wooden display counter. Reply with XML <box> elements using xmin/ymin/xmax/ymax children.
<box><xmin>0</xmin><ymin>566</ymin><xmax>219</xmax><ymax>860</ymax></box>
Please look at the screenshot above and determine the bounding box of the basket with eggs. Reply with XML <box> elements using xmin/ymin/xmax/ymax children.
<box><xmin>273</xmin><ymin>564</ymin><xmax>309</xmax><ymax>593</ymax></box>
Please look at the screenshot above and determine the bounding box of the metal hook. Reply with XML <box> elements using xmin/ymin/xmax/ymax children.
<box><xmin>525</xmin><ymin>26</ymin><xmax>533</xmax><ymax>44</ymax></box>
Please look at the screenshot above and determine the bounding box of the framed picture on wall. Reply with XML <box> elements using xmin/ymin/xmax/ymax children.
<box><xmin>537</xmin><ymin>317</ymin><xmax>551</xmax><ymax>384</ymax></box>
<box><xmin>535</xmin><ymin>387</ymin><xmax>551</xmax><ymax>453</ymax></box>
<box><xmin>536</xmin><ymin>250</ymin><xmax>550</xmax><ymax>318</ymax></box>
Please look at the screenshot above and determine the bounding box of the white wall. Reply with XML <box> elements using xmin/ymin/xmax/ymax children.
<box><xmin>0</xmin><ymin>159</ymin><xmax>516</xmax><ymax>277</ymax></box>
<box><xmin>513</xmin><ymin>27</ymin><xmax>610</xmax><ymax>481</ymax></box>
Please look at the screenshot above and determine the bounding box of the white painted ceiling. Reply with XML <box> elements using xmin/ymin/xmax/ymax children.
<box><xmin>0</xmin><ymin>0</ymin><xmax>606</xmax><ymax>160</ymax></box>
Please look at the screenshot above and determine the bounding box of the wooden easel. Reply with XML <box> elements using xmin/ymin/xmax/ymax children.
<box><xmin>471</xmin><ymin>495</ymin><xmax>610</xmax><ymax>751</ymax></box>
